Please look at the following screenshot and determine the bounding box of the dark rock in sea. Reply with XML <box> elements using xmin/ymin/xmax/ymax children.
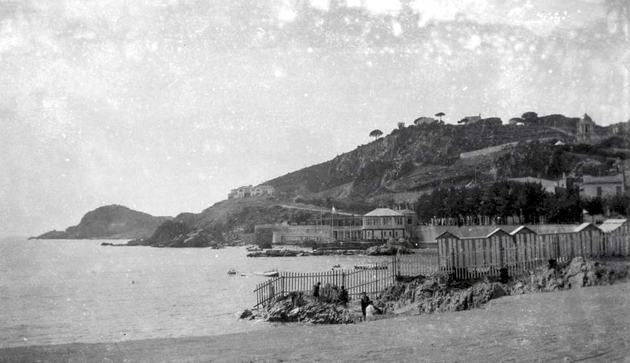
<box><xmin>34</xmin><ymin>205</ymin><xmax>171</xmax><ymax>240</ymax></box>
<box><xmin>100</xmin><ymin>242</ymin><xmax>128</xmax><ymax>246</ymax></box>
<box><xmin>365</xmin><ymin>244</ymin><xmax>411</xmax><ymax>256</ymax></box>
<box><xmin>33</xmin><ymin>230</ymin><xmax>68</xmax><ymax>239</ymax></box>
<box><xmin>235</xmin><ymin>309</ymin><xmax>253</xmax><ymax>320</ymax></box>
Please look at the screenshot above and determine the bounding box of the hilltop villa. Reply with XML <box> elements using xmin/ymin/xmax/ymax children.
<box><xmin>458</xmin><ymin>114</ymin><xmax>482</xmax><ymax>125</ymax></box>
<box><xmin>413</xmin><ymin>117</ymin><xmax>437</xmax><ymax>125</ymax></box>
<box><xmin>228</xmin><ymin>185</ymin><xmax>275</xmax><ymax>199</ymax></box>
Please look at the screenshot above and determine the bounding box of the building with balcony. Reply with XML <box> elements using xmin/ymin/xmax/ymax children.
<box><xmin>362</xmin><ymin>208</ymin><xmax>417</xmax><ymax>241</ymax></box>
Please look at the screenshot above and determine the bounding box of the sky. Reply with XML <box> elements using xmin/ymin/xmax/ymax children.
<box><xmin>1</xmin><ymin>0</ymin><xmax>629</xmax><ymax>237</ymax></box>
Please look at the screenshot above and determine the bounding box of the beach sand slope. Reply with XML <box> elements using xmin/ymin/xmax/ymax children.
<box><xmin>1</xmin><ymin>283</ymin><xmax>629</xmax><ymax>362</ymax></box>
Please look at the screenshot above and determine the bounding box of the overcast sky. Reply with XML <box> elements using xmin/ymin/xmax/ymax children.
<box><xmin>1</xmin><ymin>0</ymin><xmax>629</xmax><ymax>237</ymax></box>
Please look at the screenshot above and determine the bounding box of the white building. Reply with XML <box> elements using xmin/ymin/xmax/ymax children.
<box><xmin>228</xmin><ymin>184</ymin><xmax>275</xmax><ymax>199</ymax></box>
<box><xmin>362</xmin><ymin>208</ymin><xmax>417</xmax><ymax>241</ymax></box>
<box><xmin>580</xmin><ymin>174</ymin><xmax>624</xmax><ymax>199</ymax></box>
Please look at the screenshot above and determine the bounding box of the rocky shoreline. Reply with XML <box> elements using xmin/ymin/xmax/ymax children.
<box><xmin>239</xmin><ymin>257</ymin><xmax>629</xmax><ymax>325</ymax></box>
<box><xmin>246</xmin><ymin>244</ymin><xmax>414</xmax><ymax>257</ymax></box>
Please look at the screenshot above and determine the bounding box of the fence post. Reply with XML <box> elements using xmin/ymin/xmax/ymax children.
<box><xmin>375</xmin><ymin>263</ymin><xmax>379</xmax><ymax>295</ymax></box>
<box><xmin>281</xmin><ymin>276</ymin><xmax>285</xmax><ymax>296</ymax></box>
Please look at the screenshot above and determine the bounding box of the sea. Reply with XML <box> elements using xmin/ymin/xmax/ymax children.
<box><xmin>0</xmin><ymin>238</ymin><xmax>392</xmax><ymax>348</ymax></box>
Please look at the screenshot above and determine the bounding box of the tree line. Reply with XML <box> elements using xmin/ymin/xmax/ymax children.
<box><xmin>414</xmin><ymin>181</ymin><xmax>629</xmax><ymax>225</ymax></box>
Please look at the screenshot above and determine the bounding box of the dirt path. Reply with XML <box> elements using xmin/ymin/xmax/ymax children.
<box><xmin>2</xmin><ymin>284</ymin><xmax>630</xmax><ymax>362</ymax></box>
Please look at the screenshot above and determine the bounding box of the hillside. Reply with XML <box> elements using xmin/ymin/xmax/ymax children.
<box><xmin>264</xmin><ymin>117</ymin><xmax>600</xmax><ymax>201</ymax></box>
<box><xmin>150</xmin><ymin>117</ymin><xmax>628</xmax><ymax>247</ymax></box>
<box><xmin>33</xmin><ymin>205</ymin><xmax>172</xmax><ymax>240</ymax></box>
<box><xmin>49</xmin><ymin>116</ymin><xmax>627</xmax><ymax>248</ymax></box>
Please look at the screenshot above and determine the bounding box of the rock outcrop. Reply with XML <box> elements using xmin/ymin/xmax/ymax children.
<box><xmin>34</xmin><ymin>205</ymin><xmax>171</xmax><ymax>240</ymax></box>
<box><xmin>240</xmin><ymin>258</ymin><xmax>629</xmax><ymax>328</ymax></box>
<box><xmin>379</xmin><ymin>257</ymin><xmax>629</xmax><ymax>316</ymax></box>
<box><xmin>508</xmin><ymin>257</ymin><xmax>628</xmax><ymax>294</ymax></box>
<box><xmin>365</xmin><ymin>244</ymin><xmax>411</xmax><ymax>256</ymax></box>
<box><xmin>266</xmin><ymin>299</ymin><xmax>354</xmax><ymax>324</ymax></box>
<box><xmin>235</xmin><ymin>309</ymin><xmax>254</xmax><ymax>320</ymax></box>
<box><xmin>380</xmin><ymin>273</ymin><xmax>508</xmax><ymax>315</ymax></box>
<box><xmin>128</xmin><ymin>220</ymin><xmax>222</xmax><ymax>248</ymax></box>
<box><xmin>248</xmin><ymin>291</ymin><xmax>355</xmax><ymax>324</ymax></box>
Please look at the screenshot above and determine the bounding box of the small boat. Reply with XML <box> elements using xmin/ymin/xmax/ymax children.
<box><xmin>261</xmin><ymin>269</ymin><xmax>279</xmax><ymax>277</ymax></box>
<box><xmin>354</xmin><ymin>264</ymin><xmax>388</xmax><ymax>270</ymax></box>
<box><xmin>332</xmin><ymin>264</ymin><xmax>341</xmax><ymax>268</ymax></box>
<box><xmin>246</xmin><ymin>246</ymin><xmax>263</xmax><ymax>252</ymax></box>
<box><xmin>227</xmin><ymin>268</ymin><xmax>237</xmax><ymax>275</ymax></box>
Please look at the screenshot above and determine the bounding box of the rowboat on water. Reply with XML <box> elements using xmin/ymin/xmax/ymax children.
<box><xmin>354</xmin><ymin>264</ymin><xmax>388</xmax><ymax>270</ymax></box>
<box><xmin>256</xmin><ymin>269</ymin><xmax>279</xmax><ymax>277</ymax></box>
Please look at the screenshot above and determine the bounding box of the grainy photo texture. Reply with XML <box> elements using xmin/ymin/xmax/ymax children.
<box><xmin>1</xmin><ymin>0</ymin><xmax>629</xmax><ymax>362</ymax></box>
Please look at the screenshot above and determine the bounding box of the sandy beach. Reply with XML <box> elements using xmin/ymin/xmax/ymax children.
<box><xmin>2</xmin><ymin>283</ymin><xmax>629</xmax><ymax>363</ymax></box>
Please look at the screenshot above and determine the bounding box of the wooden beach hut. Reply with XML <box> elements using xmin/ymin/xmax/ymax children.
<box><xmin>599</xmin><ymin>219</ymin><xmax>629</xmax><ymax>256</ymax></box>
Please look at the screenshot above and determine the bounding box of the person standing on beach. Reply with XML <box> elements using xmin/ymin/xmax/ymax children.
<box><xmin>338</xmin><ymin>286</ymin><xmax>349</xmax><ymax>306</ymax></box>
<box><xmin>313</xmin><ymin>282</ymin><xmax>321</xmax><ymax>301</ymax></box>
<box><xmin>365</xmin><ymin>302</ymin><xmax>375</xmax><ymax>322</ymax></box>
<box><xmin>360</xmin><ymin>292</ymin><xmax>371</xmax><ymax>321</ymax></box>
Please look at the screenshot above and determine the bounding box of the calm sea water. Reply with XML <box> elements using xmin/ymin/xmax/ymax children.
<box><xmin>0</xmin><ymin>238</ymin><xmax>391</xmax><ymax>348</ymax></box>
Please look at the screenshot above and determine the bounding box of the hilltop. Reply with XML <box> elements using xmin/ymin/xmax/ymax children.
<box><xmin>264</xmin><ymin>115</ymin><xmax>622</xmax><ymax>203</ymax></box>
<box><xmin>33</xmin><ymin>205</ymin><xmax>172</xmax><ymax>240</ymax></box>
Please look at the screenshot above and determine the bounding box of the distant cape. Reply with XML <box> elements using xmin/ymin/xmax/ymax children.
<box><xmin>32</xmin><ymin>205</ymin><xmax>172</xmax><ymax>240</ymax></box>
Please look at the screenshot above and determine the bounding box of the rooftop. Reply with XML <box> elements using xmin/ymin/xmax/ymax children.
<box><xmin>582</xmin><ymin>174</ymin><xmax>624</xmax><ymax>184</ymax></box>
<box><xmin>364</xmin><ymin>208</ymin><xmax>404</xmax><ymax>217</ymax></box>
<box><xmin>599</xmin><ymin>219</ymin><xmax>628</xmax><ymax>233</ymax></box>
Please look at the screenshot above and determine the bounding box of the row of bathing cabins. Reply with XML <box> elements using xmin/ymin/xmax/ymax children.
<box><xmin>435</xmin><ymin>219</ymin><xmax>630</xmax><ymax>277</ymax></box>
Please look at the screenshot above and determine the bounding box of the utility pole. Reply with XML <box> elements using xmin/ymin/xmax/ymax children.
<box><xmin>331</xmin><ymin>207</ymin><xmax>335</xmax><ymax>242</ymax></box>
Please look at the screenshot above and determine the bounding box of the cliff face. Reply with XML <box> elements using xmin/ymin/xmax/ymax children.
<box><xmin>265</xmin><ymin>121</ymin><xmax>574</xmax><ymax>200</ymax></box>
<box><xmin>34</xmin><ymin>205</ymin><xmax>171</xmax><ymax>240</ymax></box>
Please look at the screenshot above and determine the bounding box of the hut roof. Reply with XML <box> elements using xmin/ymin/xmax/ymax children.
<box><xmin>599</xmin><ymin>219</ymin><xmax>627</xmax><ymax>233</ymax></box>
<box><xmin>434</xmin><ymin>226</ymin><xmax>517</xmax><ymax>239</ymax></box>
<box><xmin>487</xmin><ymin>228</ymin><xmax>511</xmax><ymax>238</ymax></box>
<box><xmin>574</xmin><ymin>223</ymin><xmax>601</xmax><ymax>233</ymax></box>
<box><xmin>435</xmin><ymin>231</ymin><xmax>460</xmax><ymax>239</ymax></box>
<box><xmin>527</xmin><ymin>224</ymin><xmax>580</xmax><ymax>234</ymax></box>
<box><xmin>510</xmin><ymin>226</ymin><xmax>537</xmax><ymax>236</ymax></box>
